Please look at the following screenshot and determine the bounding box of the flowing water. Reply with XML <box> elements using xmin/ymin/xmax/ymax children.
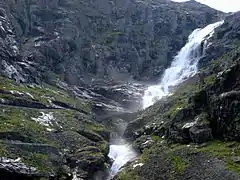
<box><xmin>107</xmin><ymin>20</ymin><xmax>224</xmax><ymax>179</ymax></box>
<box><xmin>108</xmin><ymin>144</ymin><xmax>137</xmax><ymax>178</ymax></box>
<box><xmin>143</xmin><ymin>20</ymin><xmax>224</xmax><ymax>108</ymax></box>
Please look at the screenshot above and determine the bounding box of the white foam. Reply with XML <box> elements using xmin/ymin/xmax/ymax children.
<box><xmin>108</xmin><ymin>144</ymin><xmax>137</xmax><ymax>178</ymax></box>
<box><xmin>143</xmin><ymin>21</ymin><xmax>224</xmax><ymax>108</ymax></box>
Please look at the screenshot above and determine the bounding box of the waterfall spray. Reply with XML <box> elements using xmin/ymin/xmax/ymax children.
<box><xmin>107</xmin><ymin>20</ymin><xmax>224</xmax><ymax>180</ymax></box>
<box><xmin>143</xmin><ymin>21</ymin><xmax>224</xmax><ymax>108</ymax></box>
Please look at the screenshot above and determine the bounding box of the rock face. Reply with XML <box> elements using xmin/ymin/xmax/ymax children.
<box><xmin>199</xmin><ymin>11</ymin><xmax>240</xmax><ymax>67</ymax></box>
<box><xmin>0</xmin><ymin>0</ymin><xmax>222</xmax><ymax>84</ymax></box>
<box><xmin>121</xmin><ymin>12</ymin><xmax>240</xmax><ymax>180</ymax></box>
<box><xmin>0</xmin><ymin>77</ymin><xmax>111</xmax><ymax>179</ymax></box>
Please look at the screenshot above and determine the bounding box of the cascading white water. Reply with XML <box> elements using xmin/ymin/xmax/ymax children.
<box><xmin>107</xmin><ymin>20</ymin><xmax>224</xmax><ymax>180</ymax></box>
<box><xmin>143</xmin><ymin>20</ymin><xmax>224</xmax><ymax>108</ymax></box>
<box><xmin>108</xmin><ymin>144</ymin><xmax>137</xmax><ymax>179</ymax></box>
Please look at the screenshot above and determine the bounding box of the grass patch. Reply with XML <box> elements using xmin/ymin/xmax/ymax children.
<box><xmin>166</xmin><ymin>100</ymin><xmax>188</xmax><ymax>119</ymax></box>
<box><xmin>0</xmin><ymin>106</ymin><xmax>60</xmax><ymax>146</ymax></box>
<box><xmin>23</xmin><ymin>153</ymin><xmax>54</xmax><ymax>174</ymax></box>
<box><xmin>171</xmin><ymin>155</ymin><xmax>188</xmax><ymax>174</ymax></box>
<box><xmin>204</xmin><ymin>75</ymin><xmax>216</xmax><ymax>85</ymax></box>
<box><xmin>118</xmin><ymin>170</ymin><xmax>141</xmax><ymax>180</ymax></box>
<box><xmin>99</xmin><ymin>141</ymin><xmax>108</xmax><ymax>153</ymax></box>
<box><xmin>0</xmin><ymin>76</ymin><xmax>90</xmax><ymax>113</ymax></box>
<box><xmin>84</xmin><ymin>121</ymin><xmax>106</xmax><ymax>134</ymax></box>
<box><xmin>151</xmin><ymin>135</ymin><xmax>161</xmax><ymax>142</ymax></box>
<box><xmin>0</xmin><ymin>144</ymin><xmax>9</xmax><ymax>157</ymax></box>
<box><xmin>197</xmin><ymin>141</ymin><xmax>240</xmax><ymax>175</ymax></box>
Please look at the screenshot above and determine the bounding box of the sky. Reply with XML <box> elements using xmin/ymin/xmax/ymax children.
<box><xmin>172</xmin><ymin>0</ymin><xmax>240</xmax><ymax>12</ymax></box>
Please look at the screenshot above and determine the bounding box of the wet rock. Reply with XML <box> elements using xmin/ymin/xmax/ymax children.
<box><xmin>0</xmin><ymin>132</ymin><xmax>33</xmax><ymax>143</ymax></box>
<box><xmin>1</xmin><ymin>97</ymin><xmax>48</xmax><ymax>109</ymax></box>
<box><xmin>78</xmin><ymin>130</ymin><xmax>104</xmax><ymax>142</ymax></box>
<box><xmin>0</xmin><ymin>157</ymin><xmax>41</xmax><ymax>180</ymax></box>
<box><xmin>67</xmin><ymin>146</ymin><xmax>106</xmax><ymax>178</ymax></box>
<box><xmin>210</xmin><ymin>90</ymin><xmax>240</xmax><ymax>140</ymax></box>
<box><xmin>199</xmin><ymin>12</ymin><xmax>240</xmax><ymax>68</ymax></box>
<box><xmin>232</xmin><ymin>157</ymin><xmax>240</xmax><ymax>164</ymax></box>
<box><xmin>189</xmin><ymin>123</ymin><xmax>212</xmax><ymax>143</ymax></box>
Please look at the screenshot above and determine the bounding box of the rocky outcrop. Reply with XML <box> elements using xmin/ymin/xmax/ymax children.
<box><xmin>116</xmin><ymin>141</ymin><xmax>240</xmax><ymax>180</ymax></box>
<box><xmin>0</xmin><ymin>77</ymin><xmax>111</xmax><ymax>179</ymax></box>
<box><xmin>199</xmin><ymin>12</ymin><xmax>240</xmax><ymax>68</ymax></box>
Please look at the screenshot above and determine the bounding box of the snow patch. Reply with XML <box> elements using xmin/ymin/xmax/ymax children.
<box><xmin>11</xmin><ymin>45</ymin><xmax>19</xmax><ymax>55</ymax></box>
<box><xmin>25</xmin><ymin>92</ymin><xmax>34</xmax><ymax>99</ymax></box>
<box><xmin>31</xmin><ymin>112</ymin><xmax>62</xmax><ymax>130</ymax></box>
<box><xmin>142</xmin><ymin>140</ymin><xmax>153</xmax><ymax>146</ymax></box>
<box><xmin>0</xmin><ymin>157</ymin><xmax>37</xmax><ymax>172</ymax></box>
<box><xmin>9</xmin><ymin>90</ymin><xmax>24</xmax><ymax>96</ymax></box>
<box><xmin>72</xmin><ymin>169</ymin><xmax>82</xmax><ymax>180</ymax></box>
<box><xmin>17</xmin><ymin>62</ymin><xmax>31</xmax><ymax>68</ymax></box>
<box><xmin>133</xmin><ymin>163</ymin><xmax>144</xmax><ymax>169</ymax></box>
<box><xmin>182</xmin><ymin>120</ymin><xmax>198</xmax><ymax>129</ymax></box>
<box><xmin>0</xmin><ymin>21</ymin><xmax>5</xmax><ymax>32</ymax></box>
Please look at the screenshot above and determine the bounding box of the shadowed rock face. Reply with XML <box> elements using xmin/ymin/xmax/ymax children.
<box><xmin>0</xmin><ymin>0</ymin><xmax>222</xmax><ymax>84</ymax></box>
<box><xmin>199</xmin><ymin>12</ymin><xmax>240</xmax><ymax>67</ymax></box>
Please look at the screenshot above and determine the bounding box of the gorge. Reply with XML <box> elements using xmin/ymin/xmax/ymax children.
<box><xmin>0</xmin><ymin>0</ymin><xmax>239</xmax><ymax>180</ymax></box>
<box><xmin>108</xmin><ymin>20</ymin><xmax>224</xmax><ymax>179</ymax></box>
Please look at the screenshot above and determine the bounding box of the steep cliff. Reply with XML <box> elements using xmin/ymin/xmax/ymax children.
<box><xmin>0</xmin><ymin>0</ymin><xmax>222</xmax><ymax>84</ymax></box>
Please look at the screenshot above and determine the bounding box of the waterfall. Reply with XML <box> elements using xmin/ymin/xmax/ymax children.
<box><xmin>108</xmin><ymin>144</ymin><xmax>137</xmax><ymax>179</ymax></box>
<box><xmin>107</xmin><ymin>20</ymin><xmax>224</xmax><ymax>180</ymax></box>
<box><xmin>143</xmin><ymin>20</ymin><xmax>224</xmax><ymax>108</ymax></box>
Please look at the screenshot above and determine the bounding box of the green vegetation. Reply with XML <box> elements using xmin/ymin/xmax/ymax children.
<box><xmin>0</xmin><ymin>107</ymin><xmax>47</xmax><ymax>141</ymax></box>
<box><xmin>0</xmin><ymin>76</ymin><xmax>109</xmax><ymax>177</ymax></box>
<box><xmin>197</xmin><ymin>141</ymin><xmax>240</xmax><ymax>175</ymax></box>
<box><xmin>171</xmin><ymin>156</ymin><xmax>188</xmax><ymax>174</ymax></box>
<box><xmin>0</xmin><ymin>144</ymin><xmax>9</xmax><ymax>157</ymax></box>
<box><xmin>107</xmin><ymin>32</ymin><xmax>123</xmax><ymax>37</ymax></box>
<box><xmin>165</xmin><ymin>83</ymin><xmax>201</xmax><ymax>119</ymax></box>
<box><xmin>166</xmin><ymin>100</ymin><xmax>188</xmax><ymax>118</ymax></box>
<box><xmin>119</xmin><ymin>139</ymin><xmax>240</xmax><ymax>179</ymax></box>
<box><xmin>151</xmin><ymin>135</ymin><xmax>161</xmax><ymax>142</ymax></box>
<box><xmin>23</xmin><ymin>153</ymin><xmax>51</xmax><ymax>173</ymax></box>
<box><xmin>140</xmin><ymin>142</ymin><xmax>167</xmax><ymax>163</ymax></box>
<box><xmin>84</xmin><ymin>121</ymin><xmax>106</xmax><ymax>134</ymax></box>
<box><xmin>118</xmin><ymin>170</ymin><xmax>141</xmax><ymax>180</ymax></box>
<box><xmin>99</xmin><ymin>31</ymin><xmax>124</xmax><ymax>44</ymax></box>
<box><xmin>204</xmin><ymin>74</ymin><xmax>216</xmax><ymax>85</ymax></box>
<box><xmin>99</xmin><ymin>140</ymin><xmax>108</xmax><ymax>153</ymax></box>
<box><xmin>0</xmin><ymin>76</ymin><xmax>90</xmax><ymax>113</ymax></box>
